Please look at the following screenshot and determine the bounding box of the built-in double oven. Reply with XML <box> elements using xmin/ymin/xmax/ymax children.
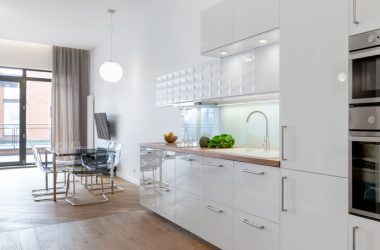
<box><xmin>349</xmin><ymin>29</ymin><xmax>380</xmax><ymax>221</ymax></box>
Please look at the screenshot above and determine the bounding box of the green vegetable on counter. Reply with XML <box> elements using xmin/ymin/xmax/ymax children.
<box><xmin>199</xmin><ymin>136</ymin><xmax>210</xmax><ymax>148</ymax></box>
<box><xmin>207</xmin><ymin>134</ymin><xmax>235</xmax><ymax>148</ymax></box>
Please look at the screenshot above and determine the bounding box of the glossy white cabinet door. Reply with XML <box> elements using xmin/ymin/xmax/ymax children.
<box><xmin>201</xmin><ymin>198</ymin><xmax>233</xmax><ymax>250</ymax></box>
<box><xmin>139</xmin><ymin>169</ymin><xmax>156</xmax><ymax>211</ymax></box>
<box><xmin>280</xmin><ymin>169</ymin><xmax>348</xmax><ymax>250</ymax></box>
<box><xmin>280</xmin><ymin>0</ymin><xmax>348</xmax><ymax>177</ymax></box>
<box><xmin>175</xmin><ymin>155</ymin><xmax>201</xmax><ymax>196</ymax></box>
<box><xmin>200</xmin><ymin>0</ymin><xmax>233</xmax><ymax>53</ymax></box>
<box><xmin>255</xmin><ymin>44</ymin><xmax>279</xmax><ymax>94</ymax></box>
<box><xmin>175</xmin><ymin>189</ymin><xmax>202</xmax><ymax>237</ymax></box>
<box><xmin>155</xmin><ymin>158</ymin><xmax>176</xmax><ymax>222</ymax></box>
<box><xmin>349</xmin><ymin>215</ymin><xmax>380</xmax><ymax>250</ymax></box>
<box><xmin>234</xmin><ymin>209</ymin><xmax>279</xmax><ymax>250</ymax></box>
<box><xmin>201</xmin><ymin>157</ymin><xmax>233</xmax><ymax>207</ymax></box>
<box><xmin>349</xmin><ymin>0</ymin><xmax>380</xmax><ymax>35</ymax></box>
<box><xmin>234</xmin><ymin>162</ymin><xmax>280</xmax><ymax>223</ymax></box>
<box><xmin>233</xmin><ymin>0</ymin><xmax>279</xmax><ymax>42</ymax></box>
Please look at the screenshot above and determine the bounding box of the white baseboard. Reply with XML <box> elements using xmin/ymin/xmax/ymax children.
<box><xmin>123</xmin><ymin>176</ymin><xmax>140</xmax><ymax>185</ymax></box>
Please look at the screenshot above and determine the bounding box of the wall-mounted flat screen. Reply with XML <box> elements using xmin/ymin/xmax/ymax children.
<box><xmin>94</xmin><ymin>113</ymin><xmax>111</xmax><ymax>140</ymax></box>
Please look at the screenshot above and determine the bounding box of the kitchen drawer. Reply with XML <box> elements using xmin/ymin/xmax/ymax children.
<box><xmin>201</xmin><ymin>198</ymin><xmax>233</xmax><ymax>250</ymax></box>
<box><xmin>175</xmin><ymin>154</ymin><xmax>202</xmax><ymax>196</ymax></box>
<box><xmin>201</xmin><ymin>157</ymin><xmax>234</xmax><ymax>206</ymax></box>
<box><xmin>234</xmin><ymin>161</ymin><xmax>280</xmax><ymax>223</ymax></box>
<box><xmin>234</xmin><ymin>209</ymin><xmax>279</xmax><ymax>250</ymax></box>
<box><xmin>175</xmin><ymin>189</ymin><xmax>202</xmax><ymax>236</ymax></box>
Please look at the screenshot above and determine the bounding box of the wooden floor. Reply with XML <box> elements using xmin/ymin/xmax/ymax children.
<box><xmin>0</xmin><ymin>168</ymin><xmax>216</xmax><ymax>250</ymax></box>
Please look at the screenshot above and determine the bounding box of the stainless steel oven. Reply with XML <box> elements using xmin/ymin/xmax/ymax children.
<box><xmin>349</xmin><ymin>29</ymin><xmax>380</xmax><ymax>104</ymax></box>
<box><xmin>349</xmin><ymin>106</ymin><xmax>380</xmax><ymax>220</ymax></box>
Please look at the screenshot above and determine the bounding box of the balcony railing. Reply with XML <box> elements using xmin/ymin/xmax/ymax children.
<box><xmin>0</xmin><ymin>123</ymin><xmax>51</xmax><ymax>163</ymax></box>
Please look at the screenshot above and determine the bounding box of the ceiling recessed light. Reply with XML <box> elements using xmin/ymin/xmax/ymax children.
<box><xmin>220</xmin><ymin>51</ymin><xmax>228</xmax><ymax>56</ymax></box>
<box><xmin>259</xmin><ymin>39</ymin><xmax>267</xmax><ymax>44</ymax></box>
<box><xmin>243</xmin><ymin>55</ymin><xmax>255</xmax><ymax>62</ymax></box>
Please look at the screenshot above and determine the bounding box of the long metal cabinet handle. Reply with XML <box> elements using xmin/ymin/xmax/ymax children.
<box><xmin>242</xmin><ymin>169</ymin><xmax>264</xmax><ymax>175</ymax></box>
<box><xmin>206</xmin><ymin>205</ymin><xmax>223</xmax><ymax>213</ymax></box>
<box><xmin>281</xmin><ymin>126</ymin><xmax>287</xmax><ymax>161</ymax></box>
<box><xmin>353</xmin><ymin>226</ymin><xmax>359</xmax><ymax>250</ymax></box>
<box><xmin>203</xmin><ymin>162</ymin><xmax>223</xmax><ymax>168</ymax></box>
<box><xmin>159</xmin><ymin>187</ymin><xmax>171</xmax><ymax>192</ymax></box>
<box><xmin>353</xmin><ymin>0</ymin><xmax>359</xmax><ymax>24</ymax></box>
<box><xmin>281</xmin><ymin>176</ymin><xmax>287</xmax><ymax>212</ymax></box>
<box><xmin>241</xmin><ymin>219</ymin><xmax>264</xmax><ymax>229</ymax></box>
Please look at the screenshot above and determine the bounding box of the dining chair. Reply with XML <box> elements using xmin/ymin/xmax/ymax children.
<box><xmin>31</xmin><ymin>145</ymin><xmax>69</xmax><ymax>201</ymax></box>
<box><xmin>83</xmin><ymin>143</ymin><xmax>124</xmax><ymax>194</ymax></box>
<box><xmin>65</xmin><ymin>149</ymin><xmax>110</xmax><ymax>206</ymax></box>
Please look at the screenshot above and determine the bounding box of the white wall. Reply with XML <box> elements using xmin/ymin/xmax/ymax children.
<box><xmin>0</xmin><ymin>39</ymin><xmax>52</xmax><ymax>70</ymax></box>
<box><xmin>92</xmin><ymin>0</ymin><xmax>220</xmax><ymax>183</ymax></box>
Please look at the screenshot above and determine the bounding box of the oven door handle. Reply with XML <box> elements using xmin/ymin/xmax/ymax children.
<box><xmin>349</xmin><ymin>135</ymin><xmax>380</xmax><ymax>143</ymax></box>
<box><xmin>349</xmin><ymin>47</ymin><xmax>380</xmax><ymax>60</ymax></box>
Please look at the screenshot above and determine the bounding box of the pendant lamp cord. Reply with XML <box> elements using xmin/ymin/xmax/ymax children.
<box><xmin>110</xmin><ymin>10</ymin><xmax>113</xmax><ymax>62</ymax></box>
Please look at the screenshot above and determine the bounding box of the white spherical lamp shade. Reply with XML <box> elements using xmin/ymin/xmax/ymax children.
<box><xmin>99</xmin><ymin>61</ymin><xmax>123</xmax><ymax>83</ymax></box>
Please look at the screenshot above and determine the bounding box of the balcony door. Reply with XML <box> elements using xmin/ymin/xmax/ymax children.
<box><xmin>0</xmin><ymin>67</ymin><xmax>52</xmax><ymax>167</ymax></box>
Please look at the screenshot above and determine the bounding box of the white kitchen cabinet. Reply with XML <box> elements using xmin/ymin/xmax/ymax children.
<box><xmin>349</xmin><ymin>0</ymin><xmax>380</xmax><ymax>35</ymax></box>
<box><xmin>280</xmin><ymin>169</ymin><xmax>348</xmax><ymax>250</ymax></box>
<box><xmin>209</xmin><ymin>61</ymin><xmax>220</xmax><ymax>98</ymax></box>
<box><xmin>201</xmin><ymin>198</ymin><xmax>233</xmax><ymax>250</ymax></box>
<box><xmin>139</xmin><ymin>179</ymin><xmax>156</xmax><ymax>211</ymax></box>
<box><xmin>234</xmin><ymin>209</ymin><xmax>279</xmax><ymax>250</ymax></box>
<box><xmin>280</xmin><ymin>0</ymin><xmax>348</xmax><ymax>177</ymax></box>
<box><xmin>155</xmin><ymin>154</ymin><xmax>176</xmax><ymax>222</ymax></box>
<box><xmin>201</xmin><ymin>0</ymin><xmax>279</xmax><ymax>54</ymax></box>
<box><xmin>233</xmin><ymin>0</ymin><xmax>279</xmax><ymax>43</ymax></box>
<box><xmin>349</xmin><ymin>215</ymin><xmax>380</xmax><ymax>250</ymax></box>
<box><xmin>201</xmin><ymin>157</ymin><xmax>233</xmax><ymax>207</ymax></box>
<box><xmin>255</xmin><ymin>44</ymin><xmax>279</xmax><ymax>94</ymax></box>
<box><xmin>200</xmin><ymin>0</ymin><xmax>233</xmax><ymax>53</ymax></box>
<box><xmin>234</xmin><ymin>162</ymin><xmax>280</xmax><ymax>223</ymax></box>
<box><xmin>175</xmin><ymin>154</ymin><xmax>202</xmax><ymax>196</ymax></box>
<box><xmin>175</xmin><ymin>189</ymin><xmax>202</xmax><ymax>236</ymax></box>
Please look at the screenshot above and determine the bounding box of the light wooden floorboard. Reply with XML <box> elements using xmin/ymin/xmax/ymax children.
<box><xmin>0</xmin><ymin>168</ymin><xmax>217</xmax><ymax>250</ymax></box>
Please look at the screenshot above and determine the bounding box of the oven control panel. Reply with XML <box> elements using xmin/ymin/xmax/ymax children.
<box><xmin>349</xmin><ymin>29</ymin><xmax>380</xmax><ymax>52</ymax></box>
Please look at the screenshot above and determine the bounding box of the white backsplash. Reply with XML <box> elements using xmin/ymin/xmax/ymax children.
<box><xmin>219</xmin><ymin>101</ymin><xmax>279</xmax><ymax>149</ymax></box>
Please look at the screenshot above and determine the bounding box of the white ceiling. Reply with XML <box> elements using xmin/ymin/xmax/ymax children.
<box><xmin>0</xmin><ymin>0</ymin><xmax>151</xmax><ymax>49</ymax></box>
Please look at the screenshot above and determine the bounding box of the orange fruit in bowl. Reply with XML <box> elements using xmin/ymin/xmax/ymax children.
<box><xmin>164</xmin><ymin>132</ymin><xmax>177</xmax><ymax>143</ymax></box>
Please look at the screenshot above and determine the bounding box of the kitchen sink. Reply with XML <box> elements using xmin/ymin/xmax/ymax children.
<box><xmin>208</xmin><ymin>148</ymin><xmax>279</xmax><ymax>158</ymax></box>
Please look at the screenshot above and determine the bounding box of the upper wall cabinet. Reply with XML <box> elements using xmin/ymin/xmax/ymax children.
<box><xmin>233</xmin><ymin>0</ymin><xmax>279</xmax><ymax>42</ymax></box>
<box><xmin>201</xmin><ymin>0</ymin><xmax>234</xmax><ymax>53</ymax></box>
<box><xmin>349</xmin><ymin>0</ymin><xmax>380</xmax><ymax>35</ymax></box>
<box><xmin>201</xmin><ymin>0</ymin><xmax>279</xmax><ymax>54</ymax></box>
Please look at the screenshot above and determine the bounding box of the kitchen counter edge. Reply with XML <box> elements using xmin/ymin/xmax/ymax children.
<box><xmin>140</xmin><ymin>142</ymin><xmax>280</xmax><ymax>168</ymax></box>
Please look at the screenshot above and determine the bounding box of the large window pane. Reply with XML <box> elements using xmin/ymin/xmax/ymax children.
<box><xmin>26</xmin><ymin>80</ymin><xmax>52</xmax><ymax>163</ymax></box>
<box><xmin>0</xmin><ymin>81</ymin><xmax>20</xmax><ymax>163</ymax></box>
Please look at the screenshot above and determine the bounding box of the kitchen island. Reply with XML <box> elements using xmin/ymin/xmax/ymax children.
<box><xmin>139</xmin><ymin>142</ymin><xmax>281</xmax><ymax>250</ymax></box>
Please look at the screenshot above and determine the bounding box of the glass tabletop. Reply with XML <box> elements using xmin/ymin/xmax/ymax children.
<box><xmin>46</xmin><ymin>147</ymin><xmax>114</xmax><ymax>156</ymax></box>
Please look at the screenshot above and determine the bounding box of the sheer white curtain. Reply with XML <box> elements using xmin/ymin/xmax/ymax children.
<box><xmin>52</xmin><ymin>46</ymin><xmax>90</xmax><ymax>149</ymax></box>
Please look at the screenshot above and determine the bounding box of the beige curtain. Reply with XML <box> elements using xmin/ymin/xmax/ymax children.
<box><xmin>52</xmin><ymin>46</ymin><xmax>90</xmax><ymax>149</ymax></box>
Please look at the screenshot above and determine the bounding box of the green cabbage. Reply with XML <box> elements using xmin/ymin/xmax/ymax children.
<box><xmin>207</xmin><ymin>134</ymin><xmax>235</xmax><ymax>148</ymax></box>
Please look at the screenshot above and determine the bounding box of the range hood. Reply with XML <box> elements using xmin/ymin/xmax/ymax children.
<box><xmin>202</xmin><ymin>28</ymin><xmax>279</xmax><ymax>58</ymax></box>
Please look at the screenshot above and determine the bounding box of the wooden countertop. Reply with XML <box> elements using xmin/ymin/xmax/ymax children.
<box><xmin>139</xmin><ymin>142</ymin><xmax>280</xmax><ymax>168</ymax></box>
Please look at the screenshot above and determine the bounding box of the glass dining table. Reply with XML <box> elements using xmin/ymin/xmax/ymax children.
<box><xmin>45</xmin><ymin>147</ymin><xmax>116</xmax><ymax>201</ymax></box>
